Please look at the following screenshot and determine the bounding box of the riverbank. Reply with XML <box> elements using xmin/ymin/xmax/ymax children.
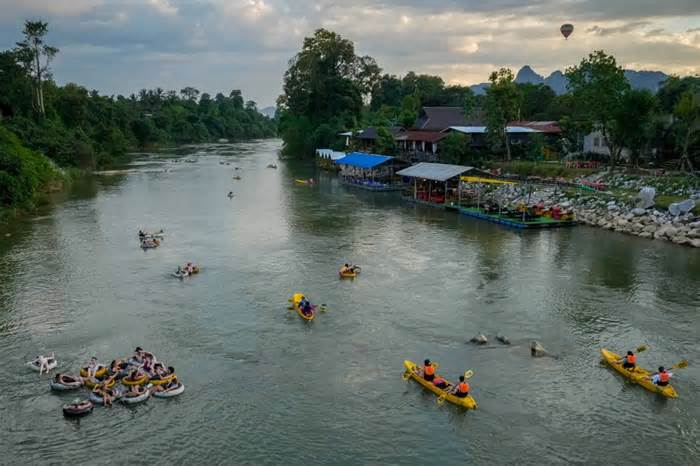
<box><xmin>476</xmin><ymin>163</ymin><xmax>700</xmax><ymax>247</ymax></box>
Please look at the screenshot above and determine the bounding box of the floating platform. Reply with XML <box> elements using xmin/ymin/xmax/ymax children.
<box><xmin>343</xmin><ymin>180</ymin><xmax>404</xmax><ymax>192</ymax></box>
<box><xmin>458</xmin><ymin>207</ymin><xmax>577</xmax><ymax>229</ymax></box>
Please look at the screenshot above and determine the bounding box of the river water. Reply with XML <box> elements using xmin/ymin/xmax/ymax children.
<box><xmin>1</xmin><ymin>140</ymin><xmax>698</xmax><ymax>465</ymax></box>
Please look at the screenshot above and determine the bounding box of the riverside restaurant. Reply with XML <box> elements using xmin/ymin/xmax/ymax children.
<box><xmin>396</xmin><ymin>162</ymin><xmax>476</xmax><ymax>207</ymax></box>
<box><xmin>335</xmin><ymin>152</ymin><xmax>408</xmax><ymax>191</ymax></box>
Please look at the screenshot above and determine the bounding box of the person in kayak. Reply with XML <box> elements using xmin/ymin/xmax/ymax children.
<box><xmin>301</xmin><ymin>300</ymin><xmax>313</xmax><ymax>316</ymax></box>
<box><xmin>422</xmin><ymin>359</ymin><xmax>435</xmax><ymax>382</ymax></box>
<box><xmin>339</xmin><ymin>264</ymin><xmax>351</xmax><ymax>274</ymax></box>
<box><xmin>432</xmin><ymin>375</ymin><xmax>449</xmax><ymax>389</ymax></box>
<box><xmin>647</xmin><ymin>366</ymin><xmax>673</xmax><ymax>386</ymax></box>
<box><xmin>452</xmin><ymin>376</ymin><xmax>470</xmax><ymax>398</ymax></box>
<box><xmin>617</xmin><ymin>351</ymin><xmax>637</xmax><ymax>370</ymax></box>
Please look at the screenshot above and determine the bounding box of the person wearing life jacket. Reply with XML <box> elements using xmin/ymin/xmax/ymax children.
<box><xmin>453</xmin><ymin>375</ymin><xmax>470</xmax><ymax>398</ymax></box>
<box><xmin>422</xmin><ymin>359</ymin><xmax>435</xmax><ymax>382</ymax></box>
<box><xmin>649</xmin><ymin>366</ymin><xmax>672</xmax><ymax>387</ymax></box>
<box><xmin>619</xmin><ymin>351</ymin><xmax>636</xmax><ymax>370</ymax></box>
<box><xmin>432</xmin><ymin>375</ymin><xmax>448</xmax><ymax>389</ymax></box>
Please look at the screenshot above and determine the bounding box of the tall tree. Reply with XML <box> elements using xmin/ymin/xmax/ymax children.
<box><xmin>15</xmin><ymin>20</ymin><xmax>58</xmax><ymax>116</ymax></box>
<box><xmin>485</xmin><ymin>68</ymin><xmax>521</xmax><ymax>160</ymax></box>
<box><xmin>278</xmin><ymin>28</ymin><xmax>380</xmax><ymax>157</ymax></box>
<box><xmin>566</xmin><ymin>50</ymin><xmax>630</xmax><ymax>166</ymax></box>
<box><xmin>612</xmin><ymin>89</ymin><xmax>657</xmax><ymax>166</ymax></box>
<box><xmin>440</xmin><ymin>132</ymin><xmax>473</xmax><ymax>165</ymax></box>
<box><xmin>674</xmin><ymin>90</ymin><xmax>700</xmax><ymax>171</ymax></box>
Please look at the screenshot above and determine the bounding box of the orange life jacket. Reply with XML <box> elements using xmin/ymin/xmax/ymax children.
<box><xmin>458</xmin><ymin>382</ymin><xmax>469</xmax><ymax>393</ymax></box>
<box><xmin>424</xmin><ymin>365</ymin><xmax>435</xmax><ymax>376</ymax></box>
<box><xmin>626</xmin><ymin>354</ymin><xmax>636</xmax><ymax>364</ymax></box>
<box><xmin>659</xmin><ymin>371</ymin><xmax>669</xmax><ymax>383</ymax></box>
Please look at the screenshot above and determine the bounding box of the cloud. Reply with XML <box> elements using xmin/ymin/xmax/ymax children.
<box><xmin>587</xmin><ymin>21</ymin><xmax>652</xmax><ymax>36</ymax></box>
<box><xmin>0</xmin><ymin>0</ymin><xmax>699</xmax><ymax>106</ymax></box>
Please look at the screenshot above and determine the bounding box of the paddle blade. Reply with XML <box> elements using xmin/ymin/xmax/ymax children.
<box><xmin>464</xmin><ymin>370</ymin><xmax>474</xmax><ymax>379</ymax></box>
<box><xmin>674</xmin><ymin>360</ymin><xmax>689</xmax><ymax>369</ymax></box>
<box><xmin>287</xmin><ymin>298</ymin><xmax>293</xmax><ymax>302</ymax></box>
<box><xmin>636</xmin><ymin>345</ymin><xmax>649</xmax><ymax>353</ymax></box>
<box><xmin>402</xmin><ymin>371</ymin><xmax>411</xmax><ymax>381</ymax></box>
<box><xmin>436</xmin><ymin>395</ymin><xmax>446</xmax><ymax>406</ymax></box>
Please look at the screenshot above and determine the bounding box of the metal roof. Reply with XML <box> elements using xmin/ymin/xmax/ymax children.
<box><xmin>396</xmin><ymin>162</ymin><xmax>474</xmax><ymax>181</ymax></box>
<box><xmin>335</xmin><ymin>152</ymin><xmax>394</xmax><ymax>169</ymax></box>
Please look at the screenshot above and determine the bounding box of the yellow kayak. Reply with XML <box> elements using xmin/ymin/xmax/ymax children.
<box><xmin>403</xmin><ymin>360</ymin><xmax>477</xmax><ymax>409</ymax></box>
<box><xmin>600</xmin><ymin>349</ymin><xmax>678</xmax><ymax>398</ymax></box>
<box><xmin>292</xmin><ymin>293</ymin><xmax>315</xmax><ymax>321</ymax></box>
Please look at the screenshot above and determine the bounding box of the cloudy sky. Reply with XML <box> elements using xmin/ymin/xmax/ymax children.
<box><xmin>1</xmin><ymin>0</ymin><xmax>699</xmax><ymax>107</ymax></box>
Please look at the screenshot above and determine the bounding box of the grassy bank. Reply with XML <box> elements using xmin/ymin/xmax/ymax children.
<box><xmin>0</xmin><ymin>125</ymin><xmax>68</xmax><ymax>224</ymax></box>
<box><xmin>486</xmin><ymin>160</ymin><xmax>600</xmax><ymax>179</ymax></box>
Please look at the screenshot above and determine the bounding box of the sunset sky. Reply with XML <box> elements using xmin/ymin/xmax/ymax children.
<box><xmin>1</xmin><ymin>0</ymin><xmax>699</xmax><ymax>106</ymax></box>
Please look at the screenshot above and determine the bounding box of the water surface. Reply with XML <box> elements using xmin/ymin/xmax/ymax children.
<box><xmin>1</xmin><ymin>140</ymin><xmax>698</xmax><ymax>465</ymax></box>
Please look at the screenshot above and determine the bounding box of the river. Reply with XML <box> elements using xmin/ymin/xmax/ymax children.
<box><xmin>1</xmin><ymin>140</ymin><xmax>698</xmax><ymax>465</ymax></box>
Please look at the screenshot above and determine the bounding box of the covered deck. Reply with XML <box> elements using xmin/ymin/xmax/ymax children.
<box><xmin>396</xmin><ymin>163</ymin><xmax>475</xmax><ymax>207</ymax></box>
<box><xmin>335</xmin><ymin>152</ymin><xmax>406</xmax><ymax>192</ymax></box>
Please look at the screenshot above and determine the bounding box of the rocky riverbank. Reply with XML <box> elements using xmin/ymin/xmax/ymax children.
<box><xmin>480</xmin><ymin>171</ymin><xmax>700</xmax><ymax>248</ymax></box>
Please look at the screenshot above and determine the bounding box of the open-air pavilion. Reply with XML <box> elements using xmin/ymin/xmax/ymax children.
<box><xmin>396</xmin><ymin>162</ymin><xmax>475</xmax><ymax>207</ymax></box>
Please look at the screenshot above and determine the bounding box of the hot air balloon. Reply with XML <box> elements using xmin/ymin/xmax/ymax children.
<box><xmin>560</xmin><ymin>23</ymin><xmax>574</xmax><ymax>40</ymax></box>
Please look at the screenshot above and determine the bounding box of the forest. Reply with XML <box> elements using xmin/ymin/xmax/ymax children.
<box><xmin>0</xmin><ymin>21</ymin><xmax>276</xmax><ymax>210</ymax></box>
<box><xmin>277</xmin><ymin>29</ymin><xmax>700</xmax><ymax>170</ymax></box>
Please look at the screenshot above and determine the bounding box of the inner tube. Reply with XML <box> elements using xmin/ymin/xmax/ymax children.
<box><xmin>120</xmin><ymin>385</ymin><xmax>151</xmax><ymax>404</ymax></box>
<box><xmin>89</xmin><ymin>387</ymin><xmax>125</xmax><ymax>405</ymax></box>
<box><xmin>80</xmin><ymin>365</ymin><xmax>107</xmax><ymax>378</ymax></box>
<box><xmin>49</xmin><ymin>376</ymin><xmax>82</xmax><ymax>391</ymax></box>
<box><xmin>83</xmin><ymin>376</ymin><xmax>115</xmax><ymax>389</ymax></box>
<box><xmin>63</xmin><ymin>401</ymin><xmax>93</xmax><ymax>417</ymax></box>
<box><xmin>152</xmin><ymin>382</ymin><xmax>185</xmax><ymax>398</ymax></box>
<box><xmin>122</xmin><ymin>373</ymin><xmax>149</xmax><ymax>386</ymax></box>
<box><xmin>149</xmin><ymin>373</ymin><xmax>177</xmax><ymax>386</ymax></box>
<box><xmin>27</xmin><ymin>357</ymin><xmax>58</xmax><ymax>372</ymax></box>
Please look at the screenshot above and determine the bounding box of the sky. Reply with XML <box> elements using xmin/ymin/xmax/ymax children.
<box><xmin>1</xmin><ymin>0</ymin><xmax>699</xmax><ymax>107</ymax></box>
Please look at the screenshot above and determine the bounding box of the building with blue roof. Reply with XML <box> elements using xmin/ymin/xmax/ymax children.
<box><xmin>335</xmin><ymin>152</ymin><xmax>407</xmax><ymax>191</ymax></box>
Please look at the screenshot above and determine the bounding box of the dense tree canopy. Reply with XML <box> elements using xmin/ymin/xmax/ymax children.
<box><xmin>0</xmin><ymin>22</ymin><xmax>276</xmax><ymax>173</ymax></box>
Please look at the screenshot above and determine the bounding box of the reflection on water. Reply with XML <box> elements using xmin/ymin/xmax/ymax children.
<box><xmin>1</xmin><ymin>140</ymin><xmax>699</xmax><ymax>464</ymax></box>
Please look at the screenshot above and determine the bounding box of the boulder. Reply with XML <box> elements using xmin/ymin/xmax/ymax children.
<box><xmin>496</xmin><ymin>335</ymin><xmax>511</xmax><ymax>345</ymax></box>
<box><xmin>689</xmin><ymin>221</ymin><xmax>700</xmax><ymax>229</ymax></box>
<box><xmin>672</xmin><ymin>235</ymin><xmax>689</xmax><ymax>245</ymax></box>
<box><xmin>639</xmin><ymin>232</ymin><xmax>652</xmax><ymax>239</ymax></box>
<box><xmin>688</xmin><ymin>228</ymin><xmax>700</xmax><ymax>239</ymax></box>
<box><xmin>690</xmin><ymin>238</ymin><xmax>700</xmax><ymax>248</ymax></box>
<box><xmin>530</xmin><ymin>341</ymin><xmax>547</xmax><ymax>357</ymax></box>
<box><xmin>654</xmin><ymin>224</ymin><xmax>677</xmax><ymax>239</ymax></box>
<box><xmin>643</xmin><ymin>224</ymin><xmax>658</xmax><ymax>234</ymax></box>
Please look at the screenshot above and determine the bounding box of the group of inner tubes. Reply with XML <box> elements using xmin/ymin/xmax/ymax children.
<box><xmin>28</xmin><ymin>346</ymin><xmax>184</xmax><ymax>418</ymax></box>
<box><xmin>138</xmin><ymin>229</ymin><xmax>164</xmax><ymax>249</ymax></box>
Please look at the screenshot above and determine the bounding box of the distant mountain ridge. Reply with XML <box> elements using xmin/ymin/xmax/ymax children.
<box><xmin>471</xmin><ymin>65</ymin><xmax>669</xmax><ymax>95</ymax></box>
<box><xmin>259</xmin><ymin>106</ymin><xmax>276</xmax><ymax>118</ymax></box>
